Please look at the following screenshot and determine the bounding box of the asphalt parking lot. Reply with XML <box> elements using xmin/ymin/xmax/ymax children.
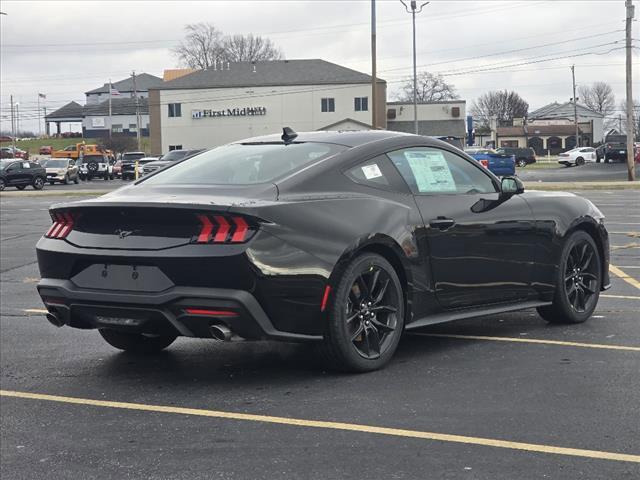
<box><xmin>517</xmin><ymin>162</ymin><xmax>640</xmax><ymax>183</ymax></box>
<box><xmin>1</xmin><ymin>190</ymin><xmax>639</xmax><ymax>479</ymax></box>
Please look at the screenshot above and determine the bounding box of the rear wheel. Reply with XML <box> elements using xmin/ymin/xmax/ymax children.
<box><xmin>537</xmin><ymin>230</ymin><xmax>601</xmax><ymax>324</ymax></box>
<box><xmin>317</xmin><ymin>253</ymin><xmax>404</xmax><ymax>372</ymax></box>
<box><xmin>62</xmin><ymin>174</ymin><xmax>69</xmax><ymax>185</ymax></box>
<box><xmin>575</xmin><ymin>157</ymin><xmax>585</xmax><ymax>166</ymax></box>
<box><xmin>516</xmin><ymin>158</ymin><xmax>527</xmax><ymax>168</ymax></box>
<box><xmin>73</xmin><ymin>175</ymin><xmax>79</xmax><ymax>184</ymax></box>
<box><xmin>32</xmin><ymin>176</ymin><xmax>45</xmax><ymax>190</ymax></box>
<box><xmin>99</xmin><ymin>329</ymin><xmax>177</xmax><ymax>353</ymax></box>
<box><xmin>0</xmin><ymin>179</ymin><xmax>5</xmax><ymax>191</ymax></box>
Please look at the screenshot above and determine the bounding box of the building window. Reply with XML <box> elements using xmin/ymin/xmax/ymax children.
<box><xmin>321</xmin><ymin>98</ymin><xmax>335</xmax><ymax>113</ymax></box>
<box><xmin>354</xmin><ymin>97</ymin><xmax>368</xmax><ymax>112</ymax></box>
<box><xmin>169</xmin><ymin>145</ymin><xmax>183</xmax><ymax>151</ymax></box>
<box><xmin>111</xmin><ymin>124</ymin><xmax>123</xmax><ymax>133</ymax></box>
<box><xmin>168</xmin><ymin>103</ymin><xmax>182</xmax><ymax>117</ymax></box>
<box><xmin>129</xmin><ymin>123</ymin><xmax>137</xmax><ymax>132</ymax></box>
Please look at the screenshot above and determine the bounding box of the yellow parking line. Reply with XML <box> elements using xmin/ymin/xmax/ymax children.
<box><xmin>601</xmin><ymin>294</ymin><xmax>640</xmax><ymax>300</ymax></box>
<box><xmin>609</xmin><ymin>265</ymin><xmax>640</xmax><ymax>291</ymax></box>
<box><xmin>411</xmin><ymin>333</ymin><xmax>640</xmax><ymax>352</ymax></box>
<box><xmin>1</xmin><ymin>390</ymin><xmax>638</xmax><ymax>463</ymax></box>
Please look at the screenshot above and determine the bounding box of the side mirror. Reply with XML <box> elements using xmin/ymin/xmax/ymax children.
<box><xmin>501</xmin><ymin>176</ymin><xmax>524</xmax><ymax>195</ymax></box>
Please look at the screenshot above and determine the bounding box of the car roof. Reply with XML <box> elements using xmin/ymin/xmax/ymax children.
<box><xmin>235</xmin><ymin>129</ymin><xmax>414</xmax><ymax>148</ymax></box>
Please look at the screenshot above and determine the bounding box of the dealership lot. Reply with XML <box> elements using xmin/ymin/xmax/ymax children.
<box><xmin>1</xmin><ymin>191</ymin><xmax>639</xmax><ymax>479</ymax></box>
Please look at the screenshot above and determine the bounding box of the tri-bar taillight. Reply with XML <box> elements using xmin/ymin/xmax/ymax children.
<box><xmin>45</xmin><ymin>211</ymin><xmax>77</xmax><ymax>239</ymax></box>
<box><xmin>194</xmin><ymin>214</ymin><xmax>255</xmax><ymax>244</ymax></box>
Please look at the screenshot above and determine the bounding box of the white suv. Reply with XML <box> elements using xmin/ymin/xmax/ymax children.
<box><xmin>79</xmin><ymin>154</ymin><xmax>114</xmax><ymax>181</ymax></box>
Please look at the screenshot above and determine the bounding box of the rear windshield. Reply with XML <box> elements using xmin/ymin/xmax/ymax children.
<box><xmin>144</xmin><ymin>142</ymin><xmax>347</xmax><ymax>185</ymax></box>
<box><xmin>44</xmin><ymin>159</ymin><xmax>68</xmax><ymax>168</ymax></box>
<box><xmin>122</xmin><ymin>153</ymin><xmax>146</xmax><ymax>161</ymax></box>
<box><xmin>159</xmin><ymin>150</ymin><xmax>188</xmax><ymax>162</ymax></box>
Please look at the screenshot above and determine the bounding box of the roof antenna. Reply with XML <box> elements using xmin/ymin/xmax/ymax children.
<box><xmin>281</xmin><ymin>127</ymin><xmax>298</xmax><ymax>144</ymax></box>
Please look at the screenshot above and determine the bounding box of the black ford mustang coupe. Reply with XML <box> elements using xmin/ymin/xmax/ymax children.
<box><xmin>36</xmin><ymin>130</ymin><xmax>610</xmax><ymax>372</ymax></box>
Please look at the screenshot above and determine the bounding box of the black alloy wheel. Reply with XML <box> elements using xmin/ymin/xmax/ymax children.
<box><xmin>576</xmin><ymin>157</ymin><xmax>585</xmax><ymax>166</ymax></box>
<box><xmin>516</xmin><ymin>158</ymin><xmax>527</xmax><ymax>168</ymax></box>
<box><xmin>537</xmin><ymin>230</ymin><xmax>601</xmax><ymax>324</ymax></box>
<box><xmin>318</xmin><ymin>253</ymin><xmax>404</xmax><ymax>372</ymax></box>
<box><xmin>0</xmin><ymin>178</ymin><xmax>4</xmax><ymax>191</ymax></box>
<box><xmin>32</xmin><ymin>176</ymin><xmax>45</xmax><ymax>190</ymax></box>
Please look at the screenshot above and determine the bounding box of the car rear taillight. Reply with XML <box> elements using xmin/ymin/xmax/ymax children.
<box><xmin>193</xmin><ymin>214</ymin><xmax>256</xmax><ymax>244</ymax></box>
<box><xmin>479</xmin><ymin>159</ymin><xmax>489</xmax><ymax>169</ymax></box>
<box><xmin>45</xmin><ymin>211</ymin><xmax>77</xmax><ymax>239</ymax></box>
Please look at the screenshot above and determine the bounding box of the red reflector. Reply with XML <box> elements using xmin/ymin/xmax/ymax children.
<box><xmin>42</xmin><ymin>297</ymin><xmax>66</xmax><ymax>306</ymax></box>
<box><xmin>197</xmin><ymin>214</ymin><xmax>214</xmax><ymax>243</ymax></box>
<box><xmin>231</xmin><ymin>216</ymin><xmax>249</xmax><ymax>242</ymax></box>
<box><xmin>213</xmin><ymin>215</ymin><xmax>230</xmax><ymax>242</ymax></box>
<box><xmin>184</xmin><ymin>308</ymin><xmax>238</xmax><ymax>317</ymax></box>
<box><xmin>320</xmin><ymin>285</ymin><xmax>331</xmax><ymax>312</ymax></box>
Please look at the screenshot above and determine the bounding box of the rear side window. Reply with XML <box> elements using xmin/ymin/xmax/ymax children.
<box><xmin>346</xmin><ymin>157</ymin><xmax>390</xmax><ymax>187</ymax></box>
<box><xmin>144</xmin><ymin>142</ymin><xmax>347</xmax><ymax>185</ymax></box>
<box><xmin>388</xmin><ymin>147</ymin><xmax>497</xmax><ymax>195</ymax></box>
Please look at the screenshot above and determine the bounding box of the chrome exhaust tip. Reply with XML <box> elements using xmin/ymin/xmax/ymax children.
<box><xmin>210</xmin><ymin>324</ymin><xmax>232</xmax><ymax>342</ymax></box>
<box><xmin>46</xmin><ymin>312</ymin><xmax>65</xmax><ymax>328</ymax></box>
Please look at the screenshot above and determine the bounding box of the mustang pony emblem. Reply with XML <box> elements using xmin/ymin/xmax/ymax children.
<box><xmin>115</xmin><ymin>229</ymin><xmax>138</xmax><ymax>239</ymax></box>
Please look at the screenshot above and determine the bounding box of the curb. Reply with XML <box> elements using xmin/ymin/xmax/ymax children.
<box><xmin>524</xmin><ymin>181</ymin><xmax>640</xmax><ymax>191</ymax></box>
<box><xmin>0</xmin><ymin>190</ymin><xmax>110</xmax><ymax>198</ymax></box>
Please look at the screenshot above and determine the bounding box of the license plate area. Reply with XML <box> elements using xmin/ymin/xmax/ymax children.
<box><xmin>71</xmin><ymin>264</ymin><xmax>174</xmax><ymax>292</ymax></box>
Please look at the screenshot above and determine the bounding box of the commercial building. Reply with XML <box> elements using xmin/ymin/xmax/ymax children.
<box><xmin>149</xmin><ymin>59</ymin><xmax>386</xmax><ymax>154</ymax></box>
<box><xmin>85</xmin><ymin>73</ymin><xmax>163</xmax><ymax>104</ymax></box>
<box><xmin>386</xmin><ymin>101</ymin><xmax>466</xmax><ymax>138</ymax></box>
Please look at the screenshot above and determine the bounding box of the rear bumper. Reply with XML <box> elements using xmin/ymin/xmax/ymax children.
<box><xmin>37</xmin><ymin>278</ymin><xmax>322</xmax><ymax>342</ymax></box>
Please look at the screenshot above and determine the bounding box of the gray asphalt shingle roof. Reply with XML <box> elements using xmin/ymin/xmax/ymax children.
<box><xmin>83</xmin><ymin>97</ymin><xmax>149</xmax><ymax>116</ymax></box>
<box><xmin>151</xmin><ymin>59</ymin><xmax>384</xmax><ymax>90</ymax></box>
<box><xmin>530</xmin><ymin>102</ymin><xmax>603</xmax><ymax>119</ymax></box>
<box><xmin>44</xmin><ymin>101</ymin><xmax>84</xmax><ymax>120</ymax></box>
<box><xmin>85</xmin><ymin>73</ymin><xmax>163</xmax><ymax>95</ymax></box>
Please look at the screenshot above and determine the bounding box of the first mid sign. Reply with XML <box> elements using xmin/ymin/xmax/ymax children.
<box><xmin>192</xmin><ymin>107</ymin><xmax>267</xmax><ymax>119</ymax></box>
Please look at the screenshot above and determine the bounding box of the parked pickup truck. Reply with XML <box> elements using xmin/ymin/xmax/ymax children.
<box><xmin>464</xmin><ymin>148</ymin><xmax>516</xmax><ymax>176</ymax></box>
<box><xmin>52</xmin><ymin>143</ymin><xmax>113</xmax><ymax>161</ymax></box>
<box><xmin>603</xmin><ymin>135</ymin><xmax>627</xmax><ymax>163</ymax></box>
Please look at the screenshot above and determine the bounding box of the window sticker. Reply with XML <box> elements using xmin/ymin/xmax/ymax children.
<box><xmin>404</xmin><ymin>150</ymin><xmax>456</xmax><ymax>193</ymax></box>
<box><xmin>361</xmin><ymin>163</ymin><xmax>383</xmax><ymax>180</ymax></box>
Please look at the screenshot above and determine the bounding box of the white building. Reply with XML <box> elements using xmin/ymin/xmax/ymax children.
<box><xmin>386</xmin><ymin>101</ymin><xmax>466</xmax><ymax>138</ymax></box>
<box><xmin>85</xmin><ymin>73</ymin><xmax>163</xmax><ymax>104</ymax></box>
<box><xmin>149</xmin><ymin>60</ymin><xmax>386</xmax><ymax>154</ymax></box>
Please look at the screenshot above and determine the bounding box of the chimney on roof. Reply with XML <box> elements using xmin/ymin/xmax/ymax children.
<box><xmin>252</xmin><ymin>63</ymin><xmax>256</xmax><ymax>73</ymax></box>
<box><xmin>227</xmin><ymin>62</ymin><xmax>230</xmax><ymax>71</ymax></box>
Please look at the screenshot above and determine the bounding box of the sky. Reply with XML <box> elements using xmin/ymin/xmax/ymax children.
<box><xmin>0</xmin><ymin>0</ymin><xmax>637</xmax><ymax>134</ymax></box>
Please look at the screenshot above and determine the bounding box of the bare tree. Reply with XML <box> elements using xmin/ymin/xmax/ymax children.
<box><xmin>221</xmin><ymin>34</ymin><xmax>283</xmax><ymax>63</ymax></box>
<box><xmin>578</xmin><ymin>81</ymin><xmax>616</xmax><ymax>129</ymax></box>
<box><xmin>173</xmin><ymin>23</ymin><xmax>224</xmax><ymax>69</ymax></box>
<box><xmin>470</xmin><ymin>90</ymin><xmax>529</xmax><ymax>127</ymax></box>
<box><xmin>396</xmin><ymin>72</ymin><xmax>458</xmax><ymax>102</ymax></box>
<box><xmin>619</xmin><ymin>99</ymin><xmax>640</xmax><ymax>141</ymax></box>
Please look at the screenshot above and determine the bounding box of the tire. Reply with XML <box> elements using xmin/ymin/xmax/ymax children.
<box><xmin>62</xmin><ymin>174</ymin><xmax>69</xmax><ymax>185</ymax></box>
<box><xmin>537</xmin><ymin>230</ymin><xmax>601</xmax><ymax>324</ymax></box>
<box><xmin>74</xmin><ymin>176</ymin><xmax>79</xmax><ymax>184</ymax></box>
<box><xmin>104</xmin><ymin>173</ymin><xmax>109</xmax><ymax>181</ymax></box>
<box><xmin>99</xmin><ymin>329</ymin><xmax>177</xmax><ymax>353</ymax></box>
<box><xmin>604</xmin><ymin>156</ymin><xmax>610</xmax><ymax>164</ymax></box>
<box><xmin>87</xmin><ymin>161</ymin><xmax>99</xmax><ymax>173</ymax></box>
<box><xmin>575</xmin><ymin>157</ymin><xmax>585</xmax><ymax>166</ymax></box>
<box><xmin>32</xmin><ymin>176</ymin><xmax>45</xmax><ymax>190</ymax></box>
<box><xmin>596</xmin><ymin>157</ymin><xmax>601</xmax><ymax>163</ymax></box>
<box><xmin>16</xmin><ymin>185</ymin><xmax>26</xmax><ymax>190</ymax></box>
<box><xmin>0</xmin><ymin>178</ymin><xmax>4</xmax><ymax>191</ymax></box>
<box><xmin>49</xmin><ymin>181</ymin><xmax>55</xmax><ymax>186</ymax></box>
<box><xmin>516</xmin><ymin>158</ymin><xmax>527</xmax><ymax>168</ymax></box>
<box><xmin>317</xmin><ymin>253</ymin><xmax>405</xmax><ymax>373</ymax></box>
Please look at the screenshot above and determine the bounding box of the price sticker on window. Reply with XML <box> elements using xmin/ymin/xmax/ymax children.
<box><xmin>361</xmin><ymin>164</ymin><xmax>383</xmax><ymax>180</ymax></box>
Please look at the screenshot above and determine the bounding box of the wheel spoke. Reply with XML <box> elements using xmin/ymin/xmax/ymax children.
<box><xmin>371</xmin><ymin>317</ymin><xmax>395</xmax><ymax>333</ymax></box>
<box><xmin>580</xmin><ymin>249</ymin><xmax>593</xmax><ymax>270</ymax></box>
<box><xmin>362</xmin><ymin>327</ymin><xmax>381</xmax><ymax>358</ymax></box>
<box><xmin>373</xmin><ymin>278</ymin><xmax>390</xmax><ymax>305</ymax></box>
<box><xmin>576</xmin><ymin>287</ymin><xmax>586</xmax><ymax>311</ymax></box>
<box><xmin>371</xmin><ymin>305</ymin><xmax>397</xmax><ymax>313</ymax></box>
<box><xmin>346</xmin><ymin>311</ymin><xmax>360</xmax><ymax>324</ymax></box>
<box><xmin>579</xmin><ymin>243</ymin><xmax>588</xmax><ymax>266</ymax></box>
<box><xmin>369</xmin><ymin>269</ymin><xmax>380</xmax><ymax>297</ymax></box>
<box><xmin>582</xmin><ymin>272</ymin><xmax>598</xmax><ymax>281</ymax></box>
<box><xmin>350</xmin><ymin>323</ymin><xmax>364</xmax><ymax>342</ymax></box>
<box><xmin>578</xmin><ymin>281</ymin><xmax>595</xmax><ymax>294</ymax></box>
<box><xmin>356</xmin><ymin>275</ymin><xmax>370</xmax><ymax>300</ymax></box>
<box><xmin>564</xmin><ymin>273</ymin><xmax>575</xmax><ymax>283</ymax></box>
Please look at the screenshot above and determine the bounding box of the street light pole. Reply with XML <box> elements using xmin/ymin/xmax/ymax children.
<box><xmin>401</xmin><ymin>1</ymin><xmax>429</xmax><ymax>135</ymax></box>
<box><xmin>625</xmin><ymin>0</ymin><xmax>635</xmax><ymax>181</ymax></box>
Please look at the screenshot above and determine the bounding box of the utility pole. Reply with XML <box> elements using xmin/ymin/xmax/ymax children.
<box><xmin>108</xmin><ymin>78</ymin><xmax>113</xmax><ymax>139</ymax></box>
<box><xmin>15</xmin><ymin>103</ymin><xmax>20</xmax><ymax>138</ymax></box>
<box><xmin>401</xmin><ymin>1</ymin><xmax>429</xmax><ymax>135</ymax></box>
<box><xmin>571</xmin><ymin>65</ymin><xmax>579</xmax><ymax>149</ymax></box>
<box><xmin>132</xmin><ymin>71</ymin><xmax>142</xmax><ymax>150</ymax></box>
<box><xmin>625</xmin><ymin>0</ymin><xmax>635</xmax><ymax>181</ymax></box>
<box><xmin>371</xmin><ymin>0</ymin><xmax>377</xmax><ymax>129</ymax></box>
<box><xmin>10</xmin><ymin>95</ymin><xmax>16</xmax><ymax>151</ymax></box>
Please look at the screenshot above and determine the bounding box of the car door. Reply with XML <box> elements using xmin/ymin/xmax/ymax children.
<box><xmin>387</xmin><ymin>146</ymin><xmax>537</xmax><ymax>309</ymax></box>
<box><xmin>4</xmin><ymin>161</ymin><xmax>23</xmax><ymax>186</ymax></box>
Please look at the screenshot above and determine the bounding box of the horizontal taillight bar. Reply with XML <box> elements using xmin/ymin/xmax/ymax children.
<box><xmin>193</xmin><ymin>214</ymin><xmax>255</xmax><ymax>244</ymax></box>
<box><xmin>45</xmin><ymin>211</ymin><xmax>77</xmax><ymax>239</ymax></box>
<box><xmin>184</xmin><ymin>308</ymin><xmax>238</xmax><ymax>317</ymax></box>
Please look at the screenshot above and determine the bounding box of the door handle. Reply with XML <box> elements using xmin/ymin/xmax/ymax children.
<box><xmin>429</xmin><ymin>217</ymin><xmax>456</xmax><ymax>230</ymax></box>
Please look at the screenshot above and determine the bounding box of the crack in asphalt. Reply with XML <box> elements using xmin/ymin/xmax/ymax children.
<box><xmin>0</xmin><ymin>261</ymin><xmax>38</xmax><ymax>274</ymax></box>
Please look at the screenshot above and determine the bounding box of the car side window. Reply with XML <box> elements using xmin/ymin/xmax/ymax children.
<box><xmin>387</xmin><ymin>147</ymin><xmax>498</xmax><ymax>195</ymax></box>
<box><xmin>344</xmin><ymin>155</ymin><xmax>410</xmax><ymax>193</ymax></box>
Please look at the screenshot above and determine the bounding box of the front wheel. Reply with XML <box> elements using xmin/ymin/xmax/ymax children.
<box><xmin>32</xmin><ymin>176</ymin><xmax>45</xmax><ymax>190</ymax></box>
<box><xmin>0</xmin><ymin>179</ymin><xmax>6</xmax><ymax>191</ymax></box>
<box><xmin>516</xmin><ymin>159</ymin><xmax>527</xmax><ymax>168</ymax></box>
<box><xmin>317</xmin><ymin>253</ymin><xmax>405</xmax><ymax>372</ymax></box>
<box><xmin>73</xmin><ymin>176</ymin><xmax>79</xmax><ymax>184</ymax></box>
<box><xmin>575</xmin><ymin>157</ymin><xmax>585</xmax><ymax>166</ymax></box>
<box><xmin>537</xmin><ymin>230</ymin><xmax>601</xmax><ymax>324</ymax></box>
<box><xmin>99</xmin><ymin>329</ymin><xmax>177</xmax><ymax>353</ymax></box>
<box><xmin>62</xmin><ymin>174</ymin><xmax>69</xmax><ymax>185</ymax></box>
